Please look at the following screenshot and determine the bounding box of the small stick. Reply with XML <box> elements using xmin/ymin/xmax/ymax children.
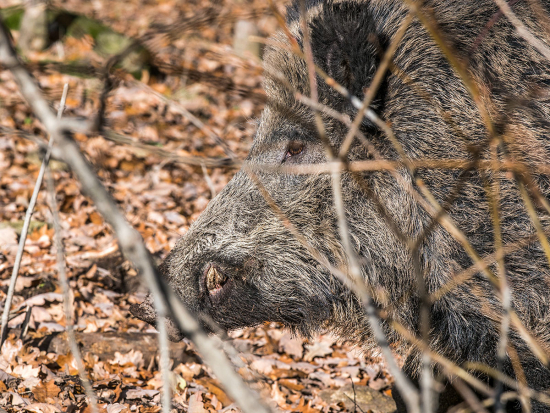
<box><xmin>0</xmin><ymin>83</ymin><xmax>69</xmax><ymax>347</ymax></box>
<box><xmin>157</xmin><ymin>316</ymin><xmax>173</xmax><ymax>413</ymax></box>
<box><xmin>46</xmin><ymin>165</ymin><xmax>99</xmax><ymax>413</ymax></box>
<box><xmin>492</xmin><ymin>0</ymin><xmax>550</xmax><ymax>62</ymax></box>
<box><xmin>202</xmin><ymin>164</ymin><xmax>217</xmax><ymax>199</ymax></box>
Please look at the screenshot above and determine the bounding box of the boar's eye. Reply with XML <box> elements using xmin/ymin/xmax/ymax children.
<box><xmin>284</xmin><ymin>141</ymin><xmax>304</xmax><ymax>161</ymax></box>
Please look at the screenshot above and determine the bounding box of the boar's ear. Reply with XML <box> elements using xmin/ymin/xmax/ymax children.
<box><xmin>310</xmin><ymin>2</ymin><xmax>387</xmax><ymax>109</ymax></box>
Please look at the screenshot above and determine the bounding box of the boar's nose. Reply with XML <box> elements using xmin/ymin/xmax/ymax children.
<box><xmin>204</xmin><ymin>264</ymin><xmax>228</xmax><ymax>296</ymax></box>
<box><xmin>201</xmin><ymin>263</ymin><xmax>233</xmax><ymax>305</ymax></box>
<box><xmin>200</xmin><ymin>258</ymin><xmax>261</xmax><ymax>304</ymax></box>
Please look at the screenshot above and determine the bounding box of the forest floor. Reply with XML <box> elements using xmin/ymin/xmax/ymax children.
<box><xmin>0</xmin><ymin>0</ymin><xmax>397</xmax><ymax>411</ymax></box>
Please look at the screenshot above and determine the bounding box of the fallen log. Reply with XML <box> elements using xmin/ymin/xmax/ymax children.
<box><xmin>46</xmin><ymin>331</ymin><xmax>195</xmax><ymax>366</ymax></box>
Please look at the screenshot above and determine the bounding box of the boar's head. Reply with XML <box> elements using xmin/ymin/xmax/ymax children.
<box><xmin>130</xmin><ymin>1</ymin><xmax>413</xmax><ymax>343</ymax></box>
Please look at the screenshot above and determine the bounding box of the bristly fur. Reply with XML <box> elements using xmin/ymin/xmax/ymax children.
<box><xmin>131</xmin><ymin>1</ymin><xmax>550</xmax><ymax>411</ymax></box>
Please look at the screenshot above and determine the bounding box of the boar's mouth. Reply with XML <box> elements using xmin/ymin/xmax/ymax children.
<box><xmin>129</xmin><ymin>294</ymin><xmax>186</xmax><ymax>342</ymax></box>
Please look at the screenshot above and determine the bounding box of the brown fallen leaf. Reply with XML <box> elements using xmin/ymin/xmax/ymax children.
<box><xmin>125</xmin><ymin>388</ymin><xmax>159</xmax><ymax>399</ymax></box>
<box><xmin>195</xmin><ymin>377</ymin><xmax>231</xmax><ymax>407</ymax></box>
<box><xmin>369</xmin><ymin>377</ymin><xmax>388</xmax><ymax>391</ymax></box>
<box><xmin>139</xmin><ymin>407</ymin><xmax>161</xmax><ymax>413</ymax></box>
<box><xmin>0</xmin><ymin>226</ymin><xmax>17</xmax><ymax>245</ymax></box>
<box><xmin>294</xmin><ymin>397</ymin><xmax>319</xmax><ymax>413</ymax></box>
<box><xmin>21</xmin><ymin>403</ymin><xmax>61</xmax><ymax>413</ymax></box>
<box><xmin>278</xmin><ymin>378</ymin><xmax>304</xmax><ymax>392</ymax></box>
<box><xmin>89</xmin><ymin>211</ymin><xmax>104</xmax><ymax>225</ymax></box>
<box><xmin>279</xmin><ymin>332</ymin><xmax>304</xmax><ymax>359</ymax></box>
<box><xmin>105</xmin><ymin>404</ymin><xmax>129</xmax><ymax>413</ymax></box>
<box><xmin>33</xmin><ymin>379</ymin><xmax>61</xmax><ymax>403</ymax></box>
<box><xmin>304</xmin><ymin>336</ymin><xmax>334</xmax><ymax>362</ymax></box>
<box><xmin>13</xmin><ymin>364</ymin><xmax>40</xmax><ymax>379</ymax></box>
<box><xmin>56</xmin><ymin>353</ymin><xmax>79</xmax><ymax>375</ymax></box>
<box><xmin>188</xmin><ymin>392</ymin><xmax>208</xmax><ymax>413</ymax></box>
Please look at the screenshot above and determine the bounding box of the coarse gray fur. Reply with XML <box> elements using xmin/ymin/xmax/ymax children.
<box><xmin>131</xmin><ymin>0</ymin><xmax>550</xmax><ymax>411</ymax></box>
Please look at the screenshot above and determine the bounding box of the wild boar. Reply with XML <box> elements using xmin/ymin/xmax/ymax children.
<box><xmin>131</xmin><ymin>0</ymin><xmax>550</xmax><ymax>411</ymax></box>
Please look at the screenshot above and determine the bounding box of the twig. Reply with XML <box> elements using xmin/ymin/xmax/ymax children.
<box><xmin>469</xmin><ymin>0</ymin><xmax>523</xmax><ymax>55</ymax></box>
<box><xmin>449</xmin><ymin>378</ymin><xmax>491</xmax><ymax>413</ymax></box>
<box><xmin>46</xmin><ymin>163</ymin><xmax>99</xmax><ymax>413</ymax></box>
<box><xmin>201</xmin><ymin>165</ymin><xmax>217</xmax><ymax>198</ymax></box>
<box><xmin>0</xmin><ymin>83</ymin><xmax>69</xmax><ymax>347</ymax></box>
<box><xmin>157</xmin><ymin>316</ymin><xmax>172</xmax><ymax>413</ymax></box>
<box><xmin>492</xmin><ymin>0</ymin><xmax>550</xmax><ymax>62</ymax></box>
<box><xmin>480</xmin><ymin>141</ymin><xmax>509</xmax><ymax>413</ymax></box>
<box><xmin>104</xmin><ymin>129</ymin><xmax>238</xmax><ymax>168</ymax></box>
<box><xmin>332</xmin><ymin>171</ymin><xmax>421</xmax><ymax>413</ymax></box>
<box><xmin>464</xmin><ymin>361</ymin><xmax>550</xmax><ymax>406</ymax></box>
<box><xmin>298</xmin><ymin>0</ymin><xmax>333</xmax><ymax>158</ymax></box>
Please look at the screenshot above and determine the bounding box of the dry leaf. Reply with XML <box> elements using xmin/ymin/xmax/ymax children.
<box><xmin>278</xmin><ymin>378</ymin><xmax>304</xmax><ymax>392</ymax></box>
<box><xmin>125</xmin><ymin>388</ymin><xmax>159</xmax><ymax>399</ymax></box>
<box><xmin>13</xmin><ymin>364</ymin><xmax>40</xmax><ymax>379</ymax></box>
<box><xmin>56</xmin><ymin>354</ymin><xmax>79</xmax><ymax>375</ymax></box>
<box><xmin>304</xmin><ymin>339</ymin><xmax>333</xmax><ymax>361</ymax></box>
<box><xmin>1</xmin><ymin>338</ymin><xmax>23</xmax><ymax>363</ymax></box>
<box><xmin>106</xmin><ymin>403</ymin><xmax>129</xmax><ymax>413</ymax></box>
<box><xmin>195</xmin><ymin>378</ymin><xmax>231</xmax><ymax>406</ymax></box>
<box><xmin>0</xmin><ymin>226</ymin><xmax>17</xmax><ymax>245</ymax></box>
<box><xmin>111</xmin><ymin>350</ymin><xmax>144</xmax><ymax>368</ymax></box>
<box><xmin>89</xmin><ymin>211</ymin><xmax>104</xmax><ymax>225</ymax></box>
<box><xmin>33</xmin><ymin>380</ymin><xmax>61</xmax><ymax>402</ymax></box>
<box><xmin>369</xmin><ymin>377</ymin><xmax>388</xmax><ymax>391</ymax></box>
<box><xmin>188</xmin><ymin>392</ymin><xmax>208</xmax><ymax>413</ymax></box>
<box><xmin>279</xmin><ymin>332</ymin><xmax>304</xmax><ymax>359</ymax></box>
<box><xmin>9</xmin><ymin>392</ymin><xmax>27</xmax><ymax>406</ymax></box>
<box><xmin>22</xmin><ymin>403</ymin><xmax>61</xmax><ymax>413</ymax></box>
<box><xmin>15</xmin><ymin>293</ymin><xmax>63</xmax><ymax>311</ymax></box>
<box><xmin>250</xmin><ymin>358</ymin><xmax>276</xmax><ymax>375</ymax></box>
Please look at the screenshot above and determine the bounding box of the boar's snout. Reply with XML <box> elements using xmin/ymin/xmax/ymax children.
<box><xmin>203</xmin><ymin>264</ymin><xmax>229</xmax><ymax>301</ymax></box>
<box><xmin>130</xmin><ymin>257</ymin><xmax>260</xmax><ymax>341</ymax></box>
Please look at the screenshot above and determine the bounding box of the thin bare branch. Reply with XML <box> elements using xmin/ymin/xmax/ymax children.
<box><xmin>46</xmin><ymin>165</ymin><xmax>99</xmax><ymax>413</ymax></box>
<box><xmin>492</xmin><ymin>0</ymin><xmax>550</xmax><ymax>62</ymax></box>
<box><xmin>0</xmin><ymin>83</ymin><xmax>69</xmax><ymax>347</ymax></box>
<box><xmin>157</xmin><ymin>316</ymin><xmax>172</xmax><ymax>413</ymax></box>
<box><xmin>449</xmin><ymin>377</ymin><xmax>491</xmax><ymax>413</ymax></box>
